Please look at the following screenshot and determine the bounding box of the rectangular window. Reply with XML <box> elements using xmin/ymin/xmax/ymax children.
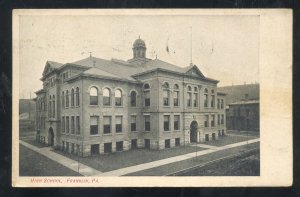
<box><xmin>164</xmin><ymin>115</ymin><xmax>170</xmax><ymax>131</ymax></box>
<box><xmin>131</xmin><ymin>115</ymin><xmax>137</xmax><ymax>131</ymax></box>
<box><xmin>90</xmin><ymin>116</ymin><xmax>98</xmax><ymax>135</ymax></box>
<box><xmin>211</xmin><ymin>95</ymin><xmax>215</xmax><ymax>107</ymax></box>
<box><xmin>204</xmin><ymin>94</ymin><xmax>208</xmax><ymax>107</ymax></box>
<box><xmin>144</xmin><ymin>115</ymin><xmax>151</xmax><ymax>131</ymax></box>
<box><xmin>174</xmin><ymin>115</ymin><xmax>180</xmax><ymax>130</ymax></box>
<box><xmin>218</xmin><ymin>114</ymin><xmax>220</xmax><ymax>125</ymax></box>
<box><xmin>90</xmin><ymin>96</ymin><xmax>98</xmax><ymax>105</ymax></box>
<box><xmin>211</xmin><ymin>115</ymin><xmax>215</xmax><ymax>127</ymax></box>
<box><xmin>217</xmin><ymin>99</ymin><xmax>220</xmax><ymax>109</ymax></box>
<box><xmin>116</xmin><ymin>141</ymin><xmax>123</xmax><ymax>152</ymax></box>
<box><xmin>66</xmin><ymin>116</ymin><xmax>69</xmax><ymax>133</ymax></box>
<box><xmin>163</xmin><ymin>90</ymin><xmax>169</xmax><ymax>106</ymax></box>
<box><xmin>103</xmin><ymin>116</ymin><xmax>111</xmax><ymax>134</ymax></box>
<box><xmin>76</xmin><ymin>116</ymin><xmax>80</xmax><ymax>134</ymax></box>
<box><xmin>104</xmin><ymin>143</ymin><xmax>112</xmax><ymax>153</ymax></box>
<box><xmin>221</xmin><ymin>99</ymin><xmax>224</xmax><ymax>109</ymax></box>
<box><xmin>71</xmin><ymin>116</ymin><xmax>75</xmax><ymax>134</ymax></box>
<box><xmin>174</xmin><ymin>91</ymin><xmax>179</xmax><ymax>106</ymax></box>
<box><xmin>187</xmin><ymin>92</ymin><xmax>192</xmax><ymax>107</ymax></box>
<box><xmin>175</xmin><ymin>138</ymin><xmax>180</xmax><ymax>146</ymax></box>
<box><xmin>131</xmin><ymin>139</ymin><xmax>138</xmax><ymax>149</ymax></box>
<box><xmin>115</xmin><ymin>116</ymin><xmax>123</xmax><ymax>133</ymax></box>
<box><xmin>165</xmin><ymin>139</ymin><xmax>170</xmax><ymax>148</ymax></box>
<box><xmin>91</xmin><ymin>144</ymin><xmax>99</xmax><ymax>155</ymax></box>
<box><xmin>144</xmin><ymin>139</ymin><xmax>150</xmax><ymax>149</ymax></box>
<box><xmin>204</xmin><ymin>115</ymin><xmax>209</xmax><ymax>127</ymax></box>
<box><xmin>221</xmin><ymin>114</ymin><xmax>224</xmax><ymax>124</ymax></box>
<box><xmin>144</xmin><ymin>91</ymin><xmax>150</xmax><ymax>107</ymax></box>
<box><xmin>193</xmin><ymin>93</ymin><xmax>198</xmax><ymax>107</ymax></box>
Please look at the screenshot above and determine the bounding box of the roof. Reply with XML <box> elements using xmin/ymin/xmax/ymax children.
<box><xmin>229</xmin><ymin>100</ymin><xmax>259</xmax><ymax>105</ymax></box>
<box><xmin>44</xmin><ymin>55</ymin><xmax>218</xmax><ymax>84</ymax></box>
<box><xmin>218</xmin><ymin>84</ymin><xmax>259</xmax><ymax>104</ymax></box>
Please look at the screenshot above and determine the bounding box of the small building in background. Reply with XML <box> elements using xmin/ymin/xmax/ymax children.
<box><xmin>219</xmin><ymin>84</ymin><xmax>259</xmax><ymax>132</ymax></box>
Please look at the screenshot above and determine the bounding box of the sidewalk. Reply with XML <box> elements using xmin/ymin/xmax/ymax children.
<box><xmin>20</xmin><ymin>140</ymin><xmax>102</xmax><ymax>176</ymax></box>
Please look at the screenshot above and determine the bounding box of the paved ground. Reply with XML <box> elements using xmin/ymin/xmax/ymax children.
<box><xmin>19</xmin><ymin>144</ymin><xmax>80</xmax><ymax>176</ymax></box>
<box><xmin>202</xmin><ymin>134</ymin><xmax>257</xmax><ymax>147</ymax></box>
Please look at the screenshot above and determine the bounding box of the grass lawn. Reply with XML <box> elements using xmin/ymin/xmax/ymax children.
<box><xmin>53</xmin><ymin>146</ymin><xmax>206</xmax><ymax>172</ymax></box>
<box><xmin>178</xmin><ymin>149</ymin><xmax>260</xmax><ymax>176</ymax></box>
<box><xmin>203</xmin><ymin>134</ymin><xmax>258</xmax><ymax>147</ymax></box>
<box><xmin>19</xmin><ymin>144</ymin><xmax>80</xmax><ymax>176</ymax></box>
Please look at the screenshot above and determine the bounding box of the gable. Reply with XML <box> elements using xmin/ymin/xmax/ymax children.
<box><xmin>185</xmin><ymin>65</ymin><xmax>206</xmax><ymax>79</ymax></box>
<box><xmin>42</xmin><ymin>62</ymin><xmax>53</xmax><ymax>76</ymax></box>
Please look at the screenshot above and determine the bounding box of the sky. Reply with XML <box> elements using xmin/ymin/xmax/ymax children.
<box><xmin>18</xmin><ymin>14</ymin><xmax>259</xmax><ymax>99</ymax></box>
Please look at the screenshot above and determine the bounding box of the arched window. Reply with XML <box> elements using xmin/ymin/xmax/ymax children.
<box><xmin>62</xmin><ymin>91</ymin><xmax>65</xmax><ymax>108</ymax></box>
<box><xmin>103</xmin><ymin>88</ymin><xmax>111</xmax><ymax>106</ymax></box>
<box><xmin>75</xmin><ymin>87</ymin><xmax>80</xmax><ymax>106</ymax></box>
<box><xmin>144</xmin><ymin>83</ymin><xmax>150</xmax><ymax>90</ymax></box>
<box><xmin>71</xmin><ymin>88</ymin><xmax>75</xmax><ymax>107</ymax></box>
<box><xmin>52</xmin><ymin>95</ymin><xmax>55</xmax><ymax>117</ymax></box>
<box><xmin>204</xmin><ymin>88</ymin><xmax>208</xmax><ymax>107</ymax></box>
<box><xmin>193</xmin><ymin>87</ymin><xmax>198</xmax><ymax>107</ymax></box>
<box><xmin>173</xmin><ymin>84</ymin><xmax>179</xmax><ymax>106</ymax></box>
<box><xmin>187</xmin><ymin>86</ymin><xmax>192</xmax><ymax>107</ymax></box>
<box><xmin>90</xmin><ymin>87</ymin><xmax>98</xmax><ymax>105</ymax></box>
<box><xmin>66</xmin><ymin>90</ymin><xmax>69</xmax><ymax>108</ymax></box>
<box><xmin>143</xmin><ymin>83</ymin><xmax>150</xmax><ymax>107</ymax></box>
<box><xmin>115</xmin><ymin>89</ymin><xmax>122</xmax><ymax>106</ymax></box>
<box><xmin>163</xmin><ymin>82</ymin><xmax>170</xmax><ymax>106</ymax></box>
<box><xmin>130</xmin><ymin>91</ymin><xmax>137</xmax><ymax>107</ymax></box>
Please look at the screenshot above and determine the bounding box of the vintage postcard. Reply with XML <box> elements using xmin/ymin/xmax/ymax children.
<box><xmin>12</xmin><ymin>9</ymin><xmax>292</xmax><ymax>187</ymax></box>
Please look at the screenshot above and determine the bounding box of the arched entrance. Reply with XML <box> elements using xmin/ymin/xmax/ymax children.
<box><xmin>190</xmin><ymin>121</ymin><xmax>198</xmax><ymax>143</ymax></box>
<box><xmin>48</xmin><ymin>127</ymin><xmax>54</xmax><ymax>146</ymax></box>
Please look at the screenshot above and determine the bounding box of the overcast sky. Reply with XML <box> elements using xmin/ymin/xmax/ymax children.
<box><xmin>18</xmin><ymin>14</ymin><xmax>259</xmax><ymax>99</ymax></box>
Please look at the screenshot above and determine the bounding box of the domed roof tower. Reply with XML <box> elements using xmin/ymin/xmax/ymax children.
<box><xmin>132</xmin><ymin>36</ymin><xmax>146</xmax><ymax>59</ymax></box>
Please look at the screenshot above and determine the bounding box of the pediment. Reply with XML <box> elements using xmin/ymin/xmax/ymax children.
<box><xmin>185</xmin><ymin>65</ymin><xmax>206</xmax><ymax>79</ymax></box>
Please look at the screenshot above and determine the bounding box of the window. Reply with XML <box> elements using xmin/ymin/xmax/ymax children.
<box><xmin>174</xmin><ymin>115</ymin><xmax>180</xmax><ymax>130</ymax></box>
<box><xmin>103</xmin><ymin>116</ymin><xmax>111</xmax><ymax>134</ymax></box>
<box><xmin>91</xmin><ymin>144</ymin><xmax>99</xmax><ymax>155</ymax></box>
<box><xmin>115</xmin><ymin>89</ymin><xmax>122</xmax><ymax>106</ymax></box>
<box><xmin>66</xmin><ymin>116</ymin><xmax>69</xmax><ymax>133</ymax></box>
<box><xmin>71</xmin><ymin>116</ymin><xmax>75</xmax><ymax>134</ymax></box>
<box><xmin>66</xmin><ymin>90</ymin><xmax>69</xmax><ymax>108</ymax></box>
<box><xmin>175</xmin><ymin>138</ymin><xmax>180</xmax><ymax>146</ymax></box>
<box><xmin>62</xmin><ymin>91</ymin><xmax>65</xmax><ymax>108</ymax></box>
<box><xmin>131</xmin><ymin>115</ymin><xmax>137</xmax><ymax>131</ymax></box>
<box><xmin>204</xmin><ymin>115</ymin><xmax>209</xmax><ymax>127</ymax></box>
<box><xmin>211</xmin><ymin>115</ymin><xmax>215</xmax><ymax>127</ymax></box>
<box><xmin>76</xmin><ymin>116</ymin><xmax>80</xmax><ymax>134</ymax></box>
<box><xmin>211</xmin><ymin>95</ymin><xmax>215</xmax><ymax>108</ymax></box>
<box><xmin>193</xmin><ymin>92</ymin><xmax>198</xmax><ymax>107</ymax></box>
<box><xmin>90</xmin><ymin>116</ymin><xmax>98</xmax><ymax>135</ymax></box>
<box><xmin>165</xmin><ymin>139</ymin><xmax>170</xmax><ymax>148</ymax></box>
<box><xmin>90</xmin><ymin>87</ymin><xmax>98</xmax><ymax>105</ymax></box>
<box><xmin>144</xmin><ymin>139</ymin><xmax>150</xmax><ymax>149</ymax></box>
<box><xmin>130</xmin><ymin>91</ymin><xmax>137</xmax><ymax>107</ymax></box>
<box><xmin>71</xmin><ymin>88</ymin><xmax>75</xmax><ymax>107</ymax></box>
<box><xmin>52</xmin><ymin>99</ymin><xmax>55</xmax><ymax>117</ymax></box>
<box><xmin>49</xmin><ymin>99</ymin><xmax>52</xmax><ymax>117</ymax></box>
<box><xmin>204</xmin><ymin>88</ymin><xmax>208</xmax><ymax>107</ymax></box>
<box><xmin>164</xmin><ymin>115</ymin><xmax>170</xmax><ymax>131</ymax></box>
<box><xmin>218</xmin><ymin>114</ymin><xmax>220</xmax><ymax>125</ymax></box>
<box><xmin>144</xmin><ymin>84</ymin><xmax>150</xmax><ymax>107</ymax></box>
<box><xmin>221</xmin><ymin>114</ymin><xmax>224</xmax><ymax>124</ymax></box>
<box><xmin>205</xmin><ymin>134</ymin><xmax>209</xmax><ymax>141</ymax></box>
<box><xmin>131</xmin><ymin>139</ymin><xmax>138</xmax><ymax>149</ymax></box>
<box><xmin>104</xmin><ymin>143</ymin><xmax>112</xmax><ymax>153</ymax></box>
<box><xmin>103</xmin><ymin>88</ymin><xmax>111</xmax><ymax>106</ymax></box>
<box><xmin>221</xmin><ymin>99</ymin><xmax>224</xmax><ymax>109</ymax></box>
<box><xmin>116</xmin><ymin>141</ymin><xmax>123</xmax><ymax>151</ymax></box>
<box><xmin>144</xmin><ymin>115</ymin><xmax>151</xmax><ymax>131</ymax></box>
<box><xmin>217</xmin><ymin>99</ymin><xmax>220</xmax><ymax>109</ymax></box>
<box><xmin>187</xmin><ymin>86</ymin><xmax>192</xmax><ymax>107</ymax></box>
<box><xmin>75</xmin><ymin>87</ymin><xmax>80</xmax><ymax>106</ymax></box>
<box><xmin>115</xmin><ymin>116</ymin><xmax>123</xmax><ymax>133</ymax></box>
<box><xmin>174</xmin><ymin>84</ymin><xmax>179</xmax><ymax>106</ymax></box>
<box><xmin>163</xmin><ymin>82</ymin><xmax>170</xmax><ymax>106</ymax></box>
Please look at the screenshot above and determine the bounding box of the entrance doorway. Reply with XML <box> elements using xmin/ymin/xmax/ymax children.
<box><xmin>48</xmin><ymin>127</ymin><xmax>54</xmax><ymax>146</ymax></box>
<box><xmin>190</xmin><ymin>121</ymin><xmax>198</xmax><ymax>143</ymax></box>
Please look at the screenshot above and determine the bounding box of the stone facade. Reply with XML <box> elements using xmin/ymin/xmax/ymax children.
<box><xmin>35</xmin><ymin>38</ymin><xmax>226</xmax><ymax>157</ymax></box>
